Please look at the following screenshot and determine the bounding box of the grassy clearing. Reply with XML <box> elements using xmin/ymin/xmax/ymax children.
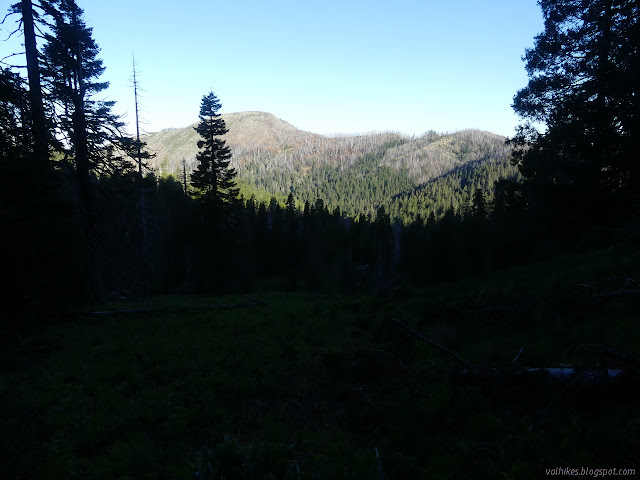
<box><xmin>3</xmin><ymin>246</ymin><xmax>640</xmax><ymax>479</ymax></box>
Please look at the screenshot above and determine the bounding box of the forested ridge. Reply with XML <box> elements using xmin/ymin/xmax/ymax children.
<box><xmin>144</xmin><ymin>113</ymin><xmax>519</xmax><ymax>221</ymax></box>
<box><xmin>2</xmin><ymin>0</ymin><xmax>640</xmax><ymax>478</ymax></box>
<box><xmin>2</xmin><ymin>0</ymin><xmax>638</xmax><ymax>339</ymax></box>
<box><xmin>3</xmin><ymin>0</ymin><xmax>637</xmax><ymax>308</ymax></box>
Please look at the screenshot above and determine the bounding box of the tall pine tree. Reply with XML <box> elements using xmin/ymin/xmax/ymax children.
<box><xmin>40</xmin><ymin>0</ymin><xmax>129</xmax><ymax>211</ymax></box>
<box><xmin>188</xmin><ymin>92</ymin><xmax>239</xmax><ymax>291</ymax></box>
<box><xmin>38</xmin><ymin>0</ymin><xmax>134</xmax><ymax>300</ymax></box>
<box><xmin>190</xmin><ymin>91</ymin><xmax>239</xmax><ymax>216</ymax></box>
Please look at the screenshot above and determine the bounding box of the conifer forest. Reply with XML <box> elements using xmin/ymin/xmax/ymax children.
<box><xmin>2</xmin><ymin>1</ymin><xmax>640</xmax><ymax>478</ymax></box>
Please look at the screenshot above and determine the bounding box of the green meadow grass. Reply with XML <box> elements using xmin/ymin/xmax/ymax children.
<box><xmin>3</xmin><ymin>245</ymin><xmax>640</xmax><ymax>479</ymax></box>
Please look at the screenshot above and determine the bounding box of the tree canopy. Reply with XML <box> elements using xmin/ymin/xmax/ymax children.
<box><xmin>511</xmin><ymin>0</ymin><xmax>640</xmax><ymax>223</ymax></box>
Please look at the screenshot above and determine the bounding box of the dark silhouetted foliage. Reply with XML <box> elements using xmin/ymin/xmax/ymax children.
<box><xmin>510</xmin><ymin>0</ymin><xmax>640</xmax><ymax>229</ymax></box>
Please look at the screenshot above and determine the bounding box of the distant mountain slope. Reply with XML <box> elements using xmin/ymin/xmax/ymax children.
<box><xmin>142</xmin><ymin>111</ymin><xmax>310</xmax><ymax>173</ymax></box>
<box><xmin>143</xmin><ymin>111</ymin><xmax>508</xmax><ymax>180</ymax></box>
<box><xmin>142</xmin><ymin>111</ymin><xmax>297</xmax><ymax>173</ymax></box>
<box><xmin>142</xmin><ymin>111</ymin><xmax>402</xmax><ymax>175</ymax></box>
<box><xmin>223</xmin><ymin>111</ymin><xmax>320</xmax><ymax>147</ymax></box>
<box><xmin>142</xmin><ymin>111</ymin><xmax>518</xmax><ymax>220</ymax></box>
<box><xmin>381</xmin><ymin>129</ymin><xmax>512</xmax><ymax>183</ymax></box>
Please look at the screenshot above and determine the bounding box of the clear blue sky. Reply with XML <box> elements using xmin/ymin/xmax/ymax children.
<box><xmin>2</xmin><ymin>0</ymin><xmax>544</xmax><ymax>137</ymax></box>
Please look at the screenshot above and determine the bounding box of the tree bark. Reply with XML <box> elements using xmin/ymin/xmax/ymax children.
<box><xmin>21</xmin><ymin>0</ymin><xmax>48</xmax><ymax>164</ymax></box>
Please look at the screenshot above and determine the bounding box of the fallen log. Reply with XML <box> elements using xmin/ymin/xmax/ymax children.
<box><xmin>251</xmin><ymin>297</ymin><xmax>269</xmax><ymax>306</ymax></box>
<box><xmin>528</xmin><ymin>366</ymin><xmax>622</xmax><ymax>383</ymax></box>
<box><xmin>577</xmin><ymin>277</ymin><xmax>640</xmax><ymax>300</ymax></box>
<box><xmin>455</xmin><ymin>366</ymin><xmax>626</xmax><ymax>386</ymax></box>
<box><xmin>595</xmin><ymin>289</ymin><xmax>640</xmax><ymax>299</ymax></box>
<box><xmin>387</xmin><ymin>317</ymin><xmax>636</xmax><ymax>386</ymax></box>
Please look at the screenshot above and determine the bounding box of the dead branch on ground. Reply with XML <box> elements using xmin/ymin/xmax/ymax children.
<box><xmin>387</xmin><ymin>317</ymin><xmax>636</xmax><ymax>387</ymax></box>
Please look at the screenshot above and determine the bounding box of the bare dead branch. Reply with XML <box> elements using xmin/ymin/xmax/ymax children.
<box><xmin>0</xmin><ymin>60</ymin><xmax>25</xmax><ymax>68</ymax></box>
<box><xmin>1</xmin><ymin>51</ymin><xmax>24</xmax><ymax>64</ymax></box>
<box><xmin>375</xmin><ymin>447</ymin><xmax>385</xmax><ymax>480</ymax></box>
<box><xmin>2</xmin><ymin>11</ymin><xmax>16</xmax><ymax>26</ymax></box>
<box><xmin>513</xmin><ymin>346</ymin><xmax>524</xmax><ymax>363</ymax></box>
<box><xmin>2</xmin><ymin>18</ymin><xmax>22</xmax><ymax>39</ymax></box>
<box><xmin>387</xmin><ymin>317</ymin><xmax>470</xmax><ymax>367</ymax></box>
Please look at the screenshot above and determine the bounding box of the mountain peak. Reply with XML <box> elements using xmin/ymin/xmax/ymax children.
<box><xmin>142</xmin><ymin>111</ymin><xmax>509</xmax><ymax>181</ymax></box>
<box><xmin>220</xmin><ymin>111</ymin><xmax>319</xmax><ymax>147</ymax></box>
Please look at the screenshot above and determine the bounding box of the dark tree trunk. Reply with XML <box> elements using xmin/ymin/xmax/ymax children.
<box><xmin>69</xmin><ymin>10</ymin><xmax>101</xmax><ymax>301</ymax></box>
<box><xmin>21</xmin><ymin>0</ymin><xmax>48</xmax><ymax>164</ymax></box>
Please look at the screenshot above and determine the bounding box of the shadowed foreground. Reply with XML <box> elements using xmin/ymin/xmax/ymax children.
<box><xmin>3</xmin><ymin>246</ymin><xmax>640</xmax><ymax>479</ymax></box>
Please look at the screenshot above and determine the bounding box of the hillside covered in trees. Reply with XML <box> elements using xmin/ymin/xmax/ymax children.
<box><xmin>2</xmin><ymin>0</ymin><xmax>639</xmax><ymax>478</ymax></box>
<box><xmin>3</xmin><ymin>0</ymin><xmax>637</xmax><ymax>308</ymax></box>
<box><xmin>144</xmin><ymin>113</ymin><xmax>519</xmax><ymax>222</ymax></box>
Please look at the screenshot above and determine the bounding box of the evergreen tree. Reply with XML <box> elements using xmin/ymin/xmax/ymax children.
<box><xmin>471</xmin><ymin>188</ymin><xmax>487</xmax><ymax>219</ymax></box>
<box><xmin>190</xmin><ymin>91</ymin><xmax>239</xmax><ymax>216</ymax></box>
<box><xmin>5</xmin><ymin>1</ymin><xmax>67</xmax><ymax>164</ymax></box>
<box><xmin>40</xmin><ymin>0</ymin><xmax>130</xmax><ymax>225</ymax></box>
<box><xmin>285</xmin><ymin>192</ymin><xmax>296</xmax><ymax>217</ymax></box>
<box><xmin>511</xmin><ymin>0</ymin><xmax>640</xmax><ymax>225</ymax></box>
<box><xmin>284</xmin><ymin>191</ymin><xmax>299</xmax><ymax>255</ymax></box>
<box><xmin>0</xmin><ymin>68</ymin><xmax>30</xmax><ymax>159</ymax></box>
<box><xmin>0</xmin><ymin>20</ymin><xmax>92</xmax><ymax>320</ymax></box>
<box><xmin>188</xmin><ymin>92</ymin><xmax>240</xmax><ymax>291</ymax></box>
